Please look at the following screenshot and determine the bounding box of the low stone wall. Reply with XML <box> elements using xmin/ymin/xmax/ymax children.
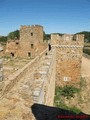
<box><xmin>0</xmin><ymin>48</ymin><xmax>48</xmax><ymax>97</ymax></box>
<box><xmin>32</xmin><ymin>48</ymin><xmax>56</xmax><ymax>106</ymax></box>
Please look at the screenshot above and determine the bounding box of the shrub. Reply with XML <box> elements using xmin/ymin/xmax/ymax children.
<box><xmin>83</xmin><ymin>48</ymin><xmax>90</xmax><ymax>55</ymax></box>
<box><xmin>55</xmin><ymin>85</ymin><xmax>80</xmax><ymax>99</ymax></box>
<box><xmin>54</xmin><ymin>86</ymin><xmax>81</xmax><ymax>113</ymax></box>
<box><xmin>61</xmin><ymin>85</ymin><xmax>80</xmax><ymax>99</ymax></box>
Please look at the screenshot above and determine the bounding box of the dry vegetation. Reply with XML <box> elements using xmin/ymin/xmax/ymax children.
<box><xmin>3</xmin><ymin>57</ymin><xmax>31</xmax><ymax>80</ymax></box>
<box><xmin>54</xmin><ymin>56</ymin><xmax>90</xmax><ymax>114</ymax></box>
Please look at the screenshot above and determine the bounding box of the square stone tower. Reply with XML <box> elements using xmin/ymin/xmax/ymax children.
<box><xmin>19</xmin><ymin>25</ymin><xmax>43</xmax><ymax>58</ymax></box>
<box><xmin>51</xmin><ymin>34</ymin><xmax>84</xmax><ymax>86</ymax></box>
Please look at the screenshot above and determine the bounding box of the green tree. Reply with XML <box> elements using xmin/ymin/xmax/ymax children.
<box><xmin>7</xmin><ymin>30</ymin><xmax>20</xmax><ymax>40</ymax></box>
<box><xmin>0</xmin><ymin>36</ymin><xmax>7</xmax><ymax>43</ymax></box>
<box><xmin>83</xmin><ymin>48</ymin><xmax>90</xmax><ymax>55</ymax></box>
<box><xmin>43</xmin><ymin>31</ymin><xmax>51</xmax><ymax>41</ymax></box>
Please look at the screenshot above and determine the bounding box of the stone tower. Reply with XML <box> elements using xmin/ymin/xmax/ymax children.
<box><xmin>20</xmin><ymin>25</ymin><xmax>43</xmax><ymax>58</ymax></box>
<box><xmin>51</xmin><ymin>33</ymin><xmax>84</xmax><ymax>86</ymax></box>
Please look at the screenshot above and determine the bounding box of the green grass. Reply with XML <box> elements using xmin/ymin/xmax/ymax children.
<box><xmin>83</xmin><ymin>48</ymin><xmax>90</xmax><ymax>55</ymax></box>
<box><xmin>55</xmin><ymin>85</ymin><xmax>80</xmax><ymax>99</ymax></box>
<box><xmin>54</xmin><ymin>85</ymin><xmax>81</xmax><ymax>114</ymax></box>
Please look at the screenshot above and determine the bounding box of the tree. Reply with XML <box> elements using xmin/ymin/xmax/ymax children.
<box><xmin>7</xmin><ymin>30</ymin><xmax>20</xmax><ymax>40</ymax></box>
<box><xmin>43</xmin><ymin>31</ymin><xmax>51</xmax><ymax>41</ymax></box>
<box><xmin>0</xmin><ymin>36</ymin><xmax>7</xmax><ymax>43</ymax></box>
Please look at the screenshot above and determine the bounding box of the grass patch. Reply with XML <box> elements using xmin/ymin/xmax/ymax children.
<box><xmin>83</xmin><ymin>48</ymin><xmax>90</xmax><ymax>55</ymax></box>
<box><xmin>54</xmin><ymin>85</ymin><xmax>81</xmax><ymax>114</ymax></box>
<box><xmin>55</xmin><ymin>85</ymin><xmax>80</xmax><ymax>99</ymax></box>
<box><xmin>69</xmin><ymin>106</ymin><xmax>81</xmax><ymax>114</ymax></box>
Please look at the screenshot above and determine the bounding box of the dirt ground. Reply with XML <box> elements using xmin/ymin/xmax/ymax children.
<box><xmin>81</xmin><ymin>57</ymin><xmax>90</xmax><ymax>77</ymax></box>
<box><xmin>1</xmin><ymin>55</ymin><xmax>90</xmax><ymax>118</ymax></box>
<box><xmin>64</xmin><ymin>56</ymin><xmax>90</xmax><ymax>114</ymax></box>
<box><xmin>3</xmin><ymin>57</ymin><xmax>31</xmax><ymax>80</ymax></box>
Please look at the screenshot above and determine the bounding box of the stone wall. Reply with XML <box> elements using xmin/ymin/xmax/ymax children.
<box><xmin>5</xmin><ymin>40</ymin><xmax>20</xmax><ymax>57</ymax></box>
<box><xmin>5</xmin><ymin>25</ymin><xmax>47</xmax><ymax>58</ymax></box>
<box><xmin>19</xmin><ymin>25</ymin><xmax>44</xmax><ymax>58</ymax></box>
<box><xmin>51</xmin><ymin>34</ymin><xmax>61</xmax><ymax>45</ymax></box>
<box><xmin>0</xmin><ymin>48</ymin><xmax>56</xmax><ymax>120</ymax></box>
<box><xmin>0</xmin><ymin>48</ymin><xmax>48</xmax><ymax>97</ymax></box>
<box><xmin>55</xmin><ymin>46</ymin><xmax>83</xmax><ymax>86</ymax></box>
<box><xmin>51</xmin><ymin>33</ymin><xmax>84</xmax><ymax>86</ymax></box>
<box><xmin>32</xmin><ymin>48</ymin><xmax>56</xmax><ymax>106</ymax></box>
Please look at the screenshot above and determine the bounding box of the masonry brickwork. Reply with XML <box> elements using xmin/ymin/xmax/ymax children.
<box><xmin>5</xmin><ymin>25</ymin><xmax>47</xmax><ymax>58</ymax></box>
<box><xmin>19</xmin><ymin>25</ymin><xmax>44</xmax><ymax>58</ymax></box>
<box><xmin>51</xmin><ymin>33</ymin><xmax>84</xmax><ymax>86</ymax></box>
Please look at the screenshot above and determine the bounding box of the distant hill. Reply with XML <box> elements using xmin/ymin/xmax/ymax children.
<box><xmin>76</xmin><ymin>31</ymin><xmax>90</xmax><ymax>42</ymax></box>
<box><xmin>0</xmin><ymin>36</ymin><xmax>7</xmax><ymax>43</ymax></box>
<box><xmin>0</xmin><ymin>30</ymin><xmax>19</xmax><ymax>45</ymax></box>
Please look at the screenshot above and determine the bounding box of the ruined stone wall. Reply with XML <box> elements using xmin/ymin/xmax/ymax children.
<box><xmin>51</xmin><ymin>34</ymin><xmax>84</xmax><ymax>86</ymax></box>
<box><xmin>5</xmin><ymin>25</ymin><xmax>46</xmax><ymax>58</ymax></box>
<box><xmin>0</xmin><ymin>48</ymin><xmax>56</xmax><ymax>120</ymax></box>
<box><xmin>5</xmin><ymin>40</ymin><xmax>20</xmax><ymax>57</ymax></box>
<box><xmin>0</xmin><ymin>48</ymin><xmax>47</xmax><ymax>97</ymax></box>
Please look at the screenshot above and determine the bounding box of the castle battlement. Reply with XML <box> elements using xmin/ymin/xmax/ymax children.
<box><xmin>51</xmin><ymin>33</ymin><xmax>84</xmax><ymax>46</ymax></box>
<box><xmin>51</xmin><ymin>33</ymin><xmax>84</xmax><ymax>86</ymax></box>
<box><xmin>20</xmin><ymin>25</ymin><xmax>43</xmax><ymax>29</ymax></box>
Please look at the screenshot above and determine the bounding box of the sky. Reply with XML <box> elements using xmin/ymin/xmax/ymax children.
<box><xmin>0</xmin><ymin>0</ymin><xmax>90</xmax><ymax>36</ymax></box>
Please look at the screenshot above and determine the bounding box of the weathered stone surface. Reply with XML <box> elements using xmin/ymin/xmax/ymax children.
<box><xmin>5</xmin><ymin>25</ymin><xmax>47</xmax><ymax>58</ymax></box>
<box><xmin>51</xmin><ymin>34</ymin><xmax>84</xmax><ymax>86</ymax></box>
<box><xmin>0</xmin><ymin>48</ymin><xmax>56</xmax><ymax>120</ymax></box>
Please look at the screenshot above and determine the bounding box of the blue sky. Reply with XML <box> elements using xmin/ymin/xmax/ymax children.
<box><xmin>0</xmin><ymin>0</ymin><xmax>90</xmax><ymax>36</ymax></box>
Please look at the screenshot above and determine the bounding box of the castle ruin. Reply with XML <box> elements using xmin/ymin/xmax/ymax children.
<box><xmin>5</xmin><ymin>25</ymin><xmax>47</xmax><ymax>58</ymax></box>
<box><xmin>0</xmin><ymin>25</ymin><xmax>85</xmax><ymax>120</ymax></box>
<box><xmin>4</xmin><ymin>27</ymin><xmax>84</xmax><ymax>86</ymax></box>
